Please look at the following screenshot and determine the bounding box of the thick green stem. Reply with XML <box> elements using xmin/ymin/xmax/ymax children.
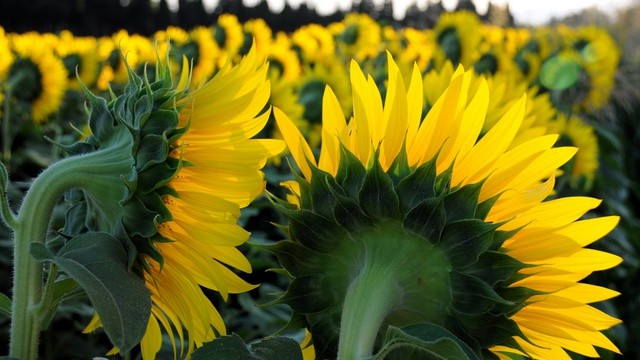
<box><xmin>337</xmin><ymin>245</ymin><xmax>402</xmax><ymax>360</ymax></box>
<box><xmin>9</xmin><ymin>148</ymin><xmax>132</xmax><ymax>360</ymax></box>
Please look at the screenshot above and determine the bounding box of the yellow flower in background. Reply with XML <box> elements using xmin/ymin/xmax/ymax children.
<box><xmin>84</xmin><ymin>47</ymin><xmax>284</xmax><ymax>359</ymax></box>
<box><xmin>0</xmin><ymin>27</ymin><xmax>12</xmax><ymax>80</ymax></box>
<box><xmin>267</xmin><ymin>32</ymin><xmax>301</xmax><ymax>82</ymax></box>
<box><xmin>331</xmin><ymin>13</ymin><xmax>381</xmax><ymax>62</ymax></box>
<box><xmin>160</xmin><ymin>26</ymin><xmax>218</xmax><ymax>88</ymax></box>
<box><xmin>433</xmin><ymin>10</ymin><xmax>482</xmax><ymax>68</ymax></box>
<box><xmin>212</xmin><ymin>14</ymin><xmax>244</xmax><ymax>65</ymax></box>
<box><xmin>272</xmin><ymin>52</ymin><xmax>621</xmax><ymax>359</ymax></box>
<box><xmin>96</xmin><ymin>30</ymin><xmax>152</xmax><ymax>90</ymax></box>
<box><xmin>241</xmin><ymin>18</ymin><xmax>273</xmax><ymax>58</ymax></box>
<box><xmin>291</xmin><ymin>23</ymin><xmax>336</xmax><ymax>65</ymax></box>
<box><xmin>548</xmin><ymin>113</ymin><xmax>599</xmax><ymax>185</ymax></box>
<box><xmin>55</xmin><ymin>31</ymin><xmax>100</xmax><ymax>90</ymax></box>
<box><xmin>6</xmin><ymin>32</ymin><xmax>67</xmax><ymax>122</ymax></box>
<box><xmin>296</xmin><ymin>61</ymin><xmax>351</xmax><ymax>148</ymax></box>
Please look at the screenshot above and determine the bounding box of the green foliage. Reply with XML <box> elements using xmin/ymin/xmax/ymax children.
<box><xmin>191</xmin><ymin>334</ymin><xmax>303</xmax><ymax>360</ymax></box>
<box><xmin>375</xmin><ymin>323</ymin><xmax>480</xmax><ymax>360</ymax></box>
<box><xmin>30</xmin><ymin>232</ymin><xmax>151</xmax><ymax>354</ymax></box>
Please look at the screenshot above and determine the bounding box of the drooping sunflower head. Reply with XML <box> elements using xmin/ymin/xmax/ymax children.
<box><xmin>7</xmin><ymin>32</ymin><xmax>67</xmax><ymax>122</ymax></box>
<box><xmin>271</xmin><ymin>51</ymin><xmax>621</xmax><ymax>359</ymax></box>
<box><xmin>0</xmin><ymin>27</ymin><xmax>12</xmax><ymax>80</ymax></box>
<box><xmin>267</xmin><ymin>32</ymin><xmax>301</xmax><ymax>82</ymax></box>
<box><xmin>71</xmin><ymin>46</ymin><xmax>283</xmax><ymax>359</ymax></box>
<box><xmin>166</xmin><ymin>26</ymin><xmax>218</xmax><ymax>88</ymax></box>
<box><xmin>241</xmin><ymin>18</ymin><xmax>273</xmax><ymax>58</ymax></box>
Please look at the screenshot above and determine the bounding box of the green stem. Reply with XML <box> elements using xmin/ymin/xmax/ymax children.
<box><xmin>337</xmin><ymin>245</ymin><xmax>402</xmax><ymax>360</ymax></box>
<box><xmin>9</xmin><ymin>148</ymin><xmax>132</xmax><ymax>360</ymax></box>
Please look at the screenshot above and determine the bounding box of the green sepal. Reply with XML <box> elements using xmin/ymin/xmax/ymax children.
<box><xmin>140</xmin><ymin>109</ymin><xmax>179</xmax><ymax>138</ymax></box>
<box><xmin>136</xmin><ymin>134</ymin><xmax>169</xmax><ymax>172</ymax></box>
<box><xmin>287</xmin><ymin>209</ymin><xmax>349</xmax><ymax>253</ymax></box>
<box><xmin>308</xmin><ymin>166</ymin><xmax>338</xmax><ymax>219</ymax></box>
<box><xmin>49</xmin><ymin>140</ymin><xmax>95</xmax><ymax>156</ymax></box>
<box><xmin>136</xmin><ymin>157</ymin><xmax>180</xmax><ymax>194</ymax></box>
<box><xmin>84</xmin><ymin>86</ymin><xmax>117</xmax><ymax>146</ymax></box>
<box><xmin>395</xmin><ymin>156</ymin><xmax>437</xmax><ymax>211</ymax></box>
<box><xmin>449</xmin><ymin>271</ymin><xmax>512</xmax><ymax>315</ymax></box>
<box><xmin>133</xmin><ymin>90</ymin><xmax>153</xmax><ymax>129</ymax></box>
<box><xmin>475</xmin><ymin>193</ymin><xmax>501</xmax><ymax>221</ymax></box>
<box><xmin>328</xmin><ymin>183</ymin><xmax>375</xmax><ymax>232</ymax></box>
<box><xmin>387</xmin><ymin>141</ymin><xmax>411</xmax><ymax>185</ymax></box>
<box><xmin>434</xmin><ymin>163</ymin><xmax>454</xmax><ymax>196</ymax></box>
<box><xmin>268</xmin><ymin>240</ymin><xmax>331</xmax><ymax>277</ymax></box>
<box><xmin>122</xmin><ymin>196</ymin><xmax>160</xmax><ymax>238</ymax></box>
<box><xmin>402</xmin><ymin>195</ymin><xmax>446</xmax><ymax>242</ymax></box>
<box><xmin>358</xmin><ymin>150</ymin><xmax>400</xmax><ymax>220</ymax></box>
<box><xmin>280</xmin><ymin>275</ymin><xmax>334</xmax><ymax>314</ymax></box>
<box><xmin>38</xmin><ymin>232</ymin><xmax>151</xmax><ymax>353</ymax></box>
<box><xmin>375</xmin><ymin>323</ymin><xmax>481</xmax><ymax>360</ymax></box>
<box><xmin>439</xmin><ymin>219</ymin><xmax>497</xmax><ymax>269</ymax></box>
<box><xmin>443</xmin><ymin>181</ymin><xmax>483</xmax><ymax>222</ymax></box>
<box><xmin>491</xmin><ymin>228</ymin><xmax>521</xmax><ymax>251</ymax></box>
<box><xmin>191</xmin><ymin>334</ymin><xmax>303</xmax><ymax>360</ymax></box>
<box><xmin>466</xmin><ymin>251</ymin><xmax>531</xmax><ymax>287</ymax></box>
<box><xmin>63</xmin><ymin>201</ymin><xmax>89</xmax><ymax>236</ymax></box>
<box><xmin>0</xmin><ymin>292</ymin><xmax>11</xmax><ymax>317</ymax></box>
<box><xmin>453</xmin><ymin>313</ymin><xmax>527</xmax><ymax>349</ymax></box>
<box><xmin>268</xmin><ymin>312</ymin><xmax>309</xmax><ymax>337</ymax></box>
<box><xmin>336</xmin><ymin>143</ymin><xmax>366</xmax><ymax>199</ymax></box>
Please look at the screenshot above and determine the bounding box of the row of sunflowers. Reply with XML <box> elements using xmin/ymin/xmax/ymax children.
<box><xmin>1</xmin><ymin>9</ymin><xmax>632</xmax><ymax>360</ymax></box>
<box><xmin>0</xmin><ymin>11</ymin><xmax>619</xmax><ymax>190</ymax></box>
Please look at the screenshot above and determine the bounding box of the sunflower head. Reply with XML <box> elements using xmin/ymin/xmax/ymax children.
<box><xmin>271</xmin><ymin>51</ymin><xmax>621</xmax><ymax>359</ymax></box>
<box><xmin>63</xmin><ymin>46</ymin><xmax>283</xmax><ymax>358</ymax></box>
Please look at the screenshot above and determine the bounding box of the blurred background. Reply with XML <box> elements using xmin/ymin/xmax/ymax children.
<box><xmin>0</xmin><ymin>0</ymin><xmax>638</xmax><ymax>359</ymax></box>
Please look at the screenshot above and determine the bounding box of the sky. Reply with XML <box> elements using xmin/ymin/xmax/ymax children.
<box><xmin>234</xmin><ymin>0</ymin><xmax>635</xmax><ymax>25</ymax></box>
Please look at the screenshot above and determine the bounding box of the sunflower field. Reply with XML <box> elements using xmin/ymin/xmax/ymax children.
<box><xmin>1</xmin><ymin>8</ymin><xmax>639</xmax><ymax>360</ymax></box>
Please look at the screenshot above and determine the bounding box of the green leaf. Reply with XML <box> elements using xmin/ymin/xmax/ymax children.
<box><xmin>39</xmin><ymin>277</ymin><xmax>83</xmax><ymax>328</ymax></box>
<box><xmin>191</xmin><ymin>334</ymin><xmax>303</xmax><ymax>360</ymax></box>
<box><xmin>0</xmin><ymin>292</ymin><xmax>11</xmax><ymax>317</ymax></box>
<box><xmin>50</xmin><ymin>232</ymin><xmax>151</xmax><ymax>353</ymax></box>
<box><xmin>539</xmin><ymin>55</ymin><xmax>582</xmax><ymax>90</ymax></box>
<box><xmin>376</xmin><ymin>323</ymin><xmax>480</xmax><ymax>360</ymax></box>
<box><xmin>449</xmin><ymin>271</ymin><xmax>511</xmax><ymax>315</ymax></box>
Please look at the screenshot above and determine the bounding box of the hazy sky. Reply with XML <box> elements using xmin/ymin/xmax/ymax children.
<box><xmin>231</xmin><ymin>0</ymin><xmax>634</xmax><ymax>24</ymax></box>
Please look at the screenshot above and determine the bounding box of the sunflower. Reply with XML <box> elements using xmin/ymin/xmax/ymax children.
<box><xmin>81</xmin><ymin>47</ymin><xmax>284</xmax><ymax>358</ymax></box>
<box><xmin>240</xmin><ymin>18</ymin><xmax>273</xmax><ymax>59</ymax></box>
<box><xmin>296</xmin><ymin>61</ymin><xmax>351</xmax><ymax>149</ymax></box>
<box><xmin>0</xmin><ymin>27</ymin><xmax>12</xmax><ymax>80</ymax></box>
<box><xmin>6</xmin><ymin>32</ymin><xmax>67</xmax><ymax>122</ymax></box>
<box><xmin>96</xmin><ymin>30</ymin><xmax>151</xmax><ymax>91</ymax></box>
<box><xmin>291</xmin><ymin>24</ymin><xmax>335</xmax><ymax>65</ymax></box>
<box><xmin>55</xmin><ymin>31</ymin><xmax>100</xmax><ymax>90</ymax></box>
<box><xmin>330</xmin><ymin>13</ymin><xmax>382</xmax><ymax>62</ymax></box>
<box><xmin>212</xmin><ymin>14</ymin><xmax>244</xmax><ymax>66</ymax></box>
<box><xmin>161</xmin><ymin>26</ymin><xmax>218</xmax><ymax>88</ymax></box>
<box><xmin>561</xmin><ymin>25</ymin><xmax>620</xmax><ymax>110</ymax></box>
<box><xmin>267</xmin><ymin>32</ymin><xmax>301</xmax><ymax>82</ymax></box>
<box><xmin>271</xmin><ymin>52</ymin><xmax>620</xmax><ymax>359</ymax></box>
<box><xmin>547</xmin><ymin>113</ymin><xmax>599</xmax><ymax>188</ymax></box>
<box><xmin>432</xmin><ymin>10</ymin><xmax>482</xmax><ymax>68</ymax></box>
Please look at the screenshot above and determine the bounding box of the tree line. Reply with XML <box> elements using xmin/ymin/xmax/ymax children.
<box><xmin>0</xmin><ymin>0</ymin><xmax>514</xmax><ymax>36</ymax></box>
